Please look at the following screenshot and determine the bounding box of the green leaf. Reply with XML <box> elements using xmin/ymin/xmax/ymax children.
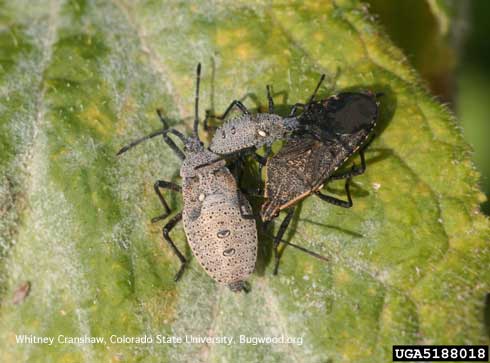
<box><xmin>0</xmin><ymin>1</ymin><xmax>489</xmax><ymax>362</ymax></box>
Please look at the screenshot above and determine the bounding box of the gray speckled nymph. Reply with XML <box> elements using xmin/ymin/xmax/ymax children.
<box><xmin>181</xmin><ymin>144</ymin><xmax>257</xmax><ymax>286</ymax></box>
<box><xmin>117</xmin><ymin>64</ymin><xmax>257</xmax><ymax>292</ymax></box>
<box><xmin>210</xmin><ymin>113</ymin><xmax>298</xmax><ymax>154</ymax></box>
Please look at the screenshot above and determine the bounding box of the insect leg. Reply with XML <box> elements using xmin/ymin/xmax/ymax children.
<box><xmin>315</xmin><ymin>178</ymin><xmax>352</xmax><ymax>208</ymax></box>
<box><xmin>287</xmin><ymin>74</ymin><xmax>326</xmax><ymax>118</ymax></box>
<box><xmin>218</xmin><ymin>100</ymin><xmax>251</xmax><ymax>120</ymax></box>
<box><xmin>330</xmin><ymin>150</ymin><xmax>366</xmax><ymax>180</ymax></box>
<box><xmin>257</xmin><ymin>145</ymin><xmax>271</xmax><ymax>178</ymax></box>
<box><xmin>163</xmin><ymin>132</ymin><xmax>186</xmax><ymax>160</ymax></box>
<box><xmin>162</xmin><ymin>212</ymin><xmax>187</xmax><ymax>281</ymax></box>
<box><xmin>272</xmin><ymin>207</ymin><xmax>296</xmax><ymax>275</ymax></box>
<box><xmin>251</xmin><ymin>151</ymin><xmax>268</xmax><ymax>185</ymax></box>
<box><xmin>289</xmin><ymin>103</ymin><xmax>306</xmax><ymax>117</ymax></box>
<box><xmin>151</xmin><ymin>180</ymin><xmax>182</xmax><ymax>223</ymax></box>
<box><xmin>156</xmin><ymin>110</ymin><xmax>186</xmax><ymax>160</ymax></box>
<box><xmin>307</xmin><ymin>74</ymin><xmax>326</xmax><ymax>104</ymax></box>
<box><xmin>203</xmin><ymin>100</ymin><xmax>251</xmax><ymax>131</ymax></box>
<box><xmin>116</xmin><ymin>110</ymin><xmax>187</xmax><ymax>159</ymax></box>
<box><xmin>224</xmin><ymin>100</ymin><xmax>250</xmax><ymax>117</ymax></box>
<box><xmin>330</xmin><ymin>134</ymin><xmax>375</xmax><ymax>180</ymax></box>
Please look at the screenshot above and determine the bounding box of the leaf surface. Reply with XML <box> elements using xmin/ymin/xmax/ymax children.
<box><xmin>0</xmin><ymin>1</ymin><xmax>489</xmax><ymax>362</ymax></box>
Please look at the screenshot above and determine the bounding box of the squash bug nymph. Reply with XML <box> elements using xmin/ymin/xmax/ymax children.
<box><xmin>117</xmin><ymin>64</ymin><xmax>258</xmax><ymax>292</ymax></box>
<box><xmin>206</xmin><ymin>76</ymin><xmax>326</xmax><ymax>162</ymax></box>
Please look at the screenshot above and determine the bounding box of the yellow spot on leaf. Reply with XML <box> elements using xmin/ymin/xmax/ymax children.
<box><xmin>80</xmin><ymin>105</ymin><xmax>112</xmax><ymax>137</ymax></box>
<box><xmin>235</xmin><ymin>43</ymin><xmax>254</xmax><ymax>60</ymax></box>
<box><xmin>313</xmin><ymin>32</ymin><xmax>325</xmax><ymax>42</ymax></box>
<box><xmin>335</xmin><ymin>268</ymin><xmax>351</xmax><ymax>284</ymax></box>
<box><xmin>217</xmin><ymin>28</ymin><xmax>249</xmax><ymax>48</ymax></box>
<box><xmin>216</xmin><ymin>31</ymin><xmax>230</xmax><ymax>47</ymax></box>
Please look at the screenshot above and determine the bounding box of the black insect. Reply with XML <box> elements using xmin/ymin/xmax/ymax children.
<box><xmin>262</xmin><ymin>91</ymin><xmax>380</xmax><ymax>274</ymax></box>
<box><xmin>117</xmin><ymin>64</ymin><xmax>258</xmax><ymax>292</ymax></box>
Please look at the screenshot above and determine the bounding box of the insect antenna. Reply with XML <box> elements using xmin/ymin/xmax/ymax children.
<box><xmin>117</xmin><ymin>109</ymin><xmax>188</xmax><ymax>156</ymax></box>
<box><xmin>193</xmin><ymin>63</ymin><xmax>202</xmax><ymax>139</ymax></box>
<box><xmin>116</xmin><ymin>128</ymin><xmax>167</xmax><ymax>155</ymax></box>
<box><xmin>167</xmin><ymin>129</ymin><xmax>187</xmax><ymax>144</ymax></box>
<box><xmin>307</xmin><ymin>74</ymin><xmax>326</xmax><ymax>105</ymax></box>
